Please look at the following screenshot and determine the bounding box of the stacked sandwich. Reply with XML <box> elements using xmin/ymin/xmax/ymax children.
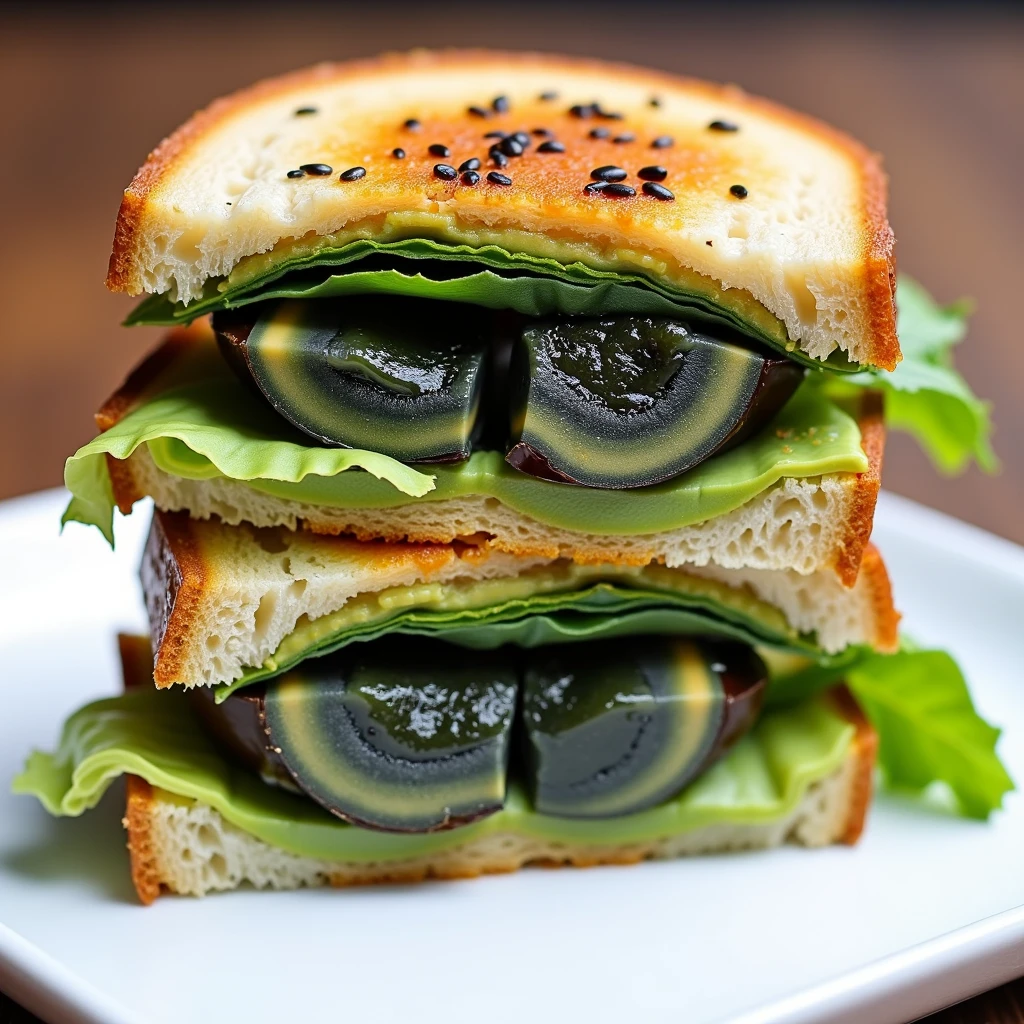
<box><xmin>17</xmin><ymin>52</ymin><xmax>1009</xmax><ymax>902</ymax></box>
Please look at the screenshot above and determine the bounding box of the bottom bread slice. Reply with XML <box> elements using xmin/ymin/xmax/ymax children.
<box><xmin>123</xmin><ymin>691</ymin><xmax>876</xmax><ymax>903</ymax></box>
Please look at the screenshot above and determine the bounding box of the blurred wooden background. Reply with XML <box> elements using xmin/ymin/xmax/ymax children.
<box><xmin>0</xmin><ymin>1</ymin><xmax>1021</xmax><ymax>552</ymax></box>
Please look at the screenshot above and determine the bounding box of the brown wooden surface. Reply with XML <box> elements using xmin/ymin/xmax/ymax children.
<box><xmin>0</xmin><ymin>5</ymin><xmax>1022</xmax><ymax>1024</ymax></box>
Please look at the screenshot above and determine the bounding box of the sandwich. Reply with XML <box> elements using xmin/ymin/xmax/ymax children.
<box><xmin>15</xmin><ymin>51</ymin><xmax>1009</xmax><ymax>903</ymax></box>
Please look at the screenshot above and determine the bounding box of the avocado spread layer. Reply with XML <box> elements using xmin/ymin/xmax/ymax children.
<box><xmin>63</xmin><ymin>335</ymin><xmax>867</xmax><ymax>545</ymax></box>
<box><xmin>14</xmin><ymin>686</ymin><xmax>853</xmax><ymax>862</ymax></box>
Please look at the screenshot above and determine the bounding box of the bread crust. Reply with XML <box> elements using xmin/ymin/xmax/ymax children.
<box><xmin>105</xmin><ymin>50</ymin><xmax>897</xmax><ymax>369</ymax></box>
<box><xmin>829</xmin><ymin>686</ymin><xmax>878</xmax><ymax>844</ymax></box>
<box><xmin>142</xmin><ymin>509</ymin><xmax>208</xmax><ymax>688</ymax></box>
<box><xmin>835</xmin><ymin>390</ymin><xmax>884</xmax><ymax>587</ymax></box>
<box><xmin>858</xmin><ymin>542</ymin><xmax>901</xmax><ymax>653</ymax></box>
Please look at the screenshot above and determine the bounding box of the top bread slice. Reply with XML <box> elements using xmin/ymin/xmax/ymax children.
<box><xmin>106</xmin><ymin>50</ymin><xmax>898</xmax><ymax>370</ymax></box>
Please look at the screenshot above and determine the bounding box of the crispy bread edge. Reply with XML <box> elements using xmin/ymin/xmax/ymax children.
<box><xmin>830</xmin><ymin>685</ymin><xmax>879</xmax><ymax>844</ymax></box>
<box><xmin>142</xmin><ymin>511</ymin><xmax>207</xmax><ymax>688</ymax></box>
<box><xmin>105</xmin><ymin>50</ymin><xmax>896</xmax><ymax>368</ymax></box>
<box><xmin>860</xmin><ymin>542</ymin><xmax>901</xmax><ymax>653</ymax></box>
<box><xmin>835</xmin><ymin>390</ymin><xmax>885</xmax><ymax>588</ymax></box>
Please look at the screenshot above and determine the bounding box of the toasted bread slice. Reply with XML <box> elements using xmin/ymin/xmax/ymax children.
<box><xmin>141</xmin><ymin>508</ymin><xmax>899</xmax><ymax>690</ymax></box>
<box><xmin>100</xmin><ymin>325</ymin><xmax>885</xmax><ymax>588</ymax></box>
<box><xmin>106</xmin><ymin>51</ymin><xmax>897</xmax><ymax>369</ymax></box>
<box><xmin>122</xmin><ymin>685</ymin><xmax>877</xmax><ymax>903</ymax></box>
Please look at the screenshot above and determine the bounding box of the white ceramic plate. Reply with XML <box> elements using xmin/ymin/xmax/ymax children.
<box><xmin>1</xmin><ymin>489</ymin><xmax>1022</xmax><ymax>1024</ymax></box>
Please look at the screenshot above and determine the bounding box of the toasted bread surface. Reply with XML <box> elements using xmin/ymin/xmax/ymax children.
<box><xmin>107</xmin><ymin>51</ymin><xmax>897</xmax><ymax>369</ymax></box>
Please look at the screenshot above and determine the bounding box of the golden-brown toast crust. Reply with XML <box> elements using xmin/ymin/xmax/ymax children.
<box><xmin>143</xmin><ymin>510</ymin><xmax>208</xmax><ymax>688</ymax></box>
<box><xmin>859</xmin><ymin>542</ymin><xmax>901</xmax><ymax>653</ymax></box>
<box><xmin>123</xmin><ymin>776</ymin><xmax>162</xmax><ymax>905</ymax></box>
<box><xmin>829</xmin><ymin>686</ymin><xmax>879</xmax><ymax>844</ymax></box>
<box><xmin>836</xmin><ymin>391</ymin><xmax>884</xmax><ymax>588</ymax></box>
<box><xmin>106</xmin><ymin>50</ymin><xmax>897</xmax><ymax>369</ymax></box>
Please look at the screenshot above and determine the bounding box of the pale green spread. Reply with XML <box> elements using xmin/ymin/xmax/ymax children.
<box><xmin>13</xmin><ymin>687</ymin><xmax>853</xmax><ymax>862</ymax></box>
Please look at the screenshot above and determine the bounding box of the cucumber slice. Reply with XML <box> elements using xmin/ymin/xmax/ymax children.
<box><xmin>261</xmin><ymin>645</ymin><xmax>518</xmax><ymax>833</ymax></box>
<box><xmin>521</xmin><ymin>638</ymin><xmax>766</xmax><ymax>818</ymax></box>
<box><xmin>506</xmin><ymin>317</ymin><xmax>804</xmax><ymax>488</ymax></box>
<box><xmin>226</xmin><ymin>297</ymin><xmax>489</xmax><ymax>462</ymax></box>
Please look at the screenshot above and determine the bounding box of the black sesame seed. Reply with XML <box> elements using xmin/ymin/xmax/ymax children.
<box><xmin>613</xmin><ymin>133</ymin><xmax>636</xmax><ymax>144</ymax></box>
<box><xmin>299</xmin><ymin>163</ymin><xmax>333</xmax><ymax>175</ymax></box>
<box><xmin>583</xmin><ymin>181</ymin><xmax>608</xmax><ymax>194</ymax></box>
<box><xmin>429</xmin><ymin>143</ymin><xmax>451</xmax><ymax>158</ymax></box>
<box><xmin>648</xmin><ymin>96</ymin><xmax>661</xmax><ymax>108</ymax></box>
<box><xmin>510</xmin><ymin>131</ymin><xmax>531</xmax><ymax>147</ymax></box>
<box><xmin>602</xmin><ymin>182</ymin><xmax>636</xmax><ymax>198</ymax></box>
<box><xmin>286</xmin><ymin>169</ymin><xmax>305</xmax><ymax>179</ymax></box>
<box><xmin>500</xmin><ymin>136</ymin><xmax>524</xmax><ymax>157</ymax></box>
<box><xmin>339</xmin><ymin>166</ymin><xmax>366</xmax><ymax>182</ymax></box>
<box><xmin>730</xmin><ymin>184</ymin><xmax>749</xmax><ymax>199</ymax></box>
<box><xmin>590</xmin><ymin>165</ymin><xmax>628</xmax><ymax>182</ymax></box>
<box><xmin>492</xmin><ymin>95</ymin><xmax>510</xmax><ymax>114</ymax></box>
<box><xmin>594</xmin><ymin>104</ymin><xmax>624</xmax><ymax>120</ymax></box>
<box><xmin>392</xmin><ymin>147</ymin><xmax>406</xmax><ymax>159</ymax></box>
<box><xmin>461</xmin><ymin>170</ymin><xmax>481</xmax><ymax>186</ymax></box>
<box><xmin>637</xmin><ymin>165</ymin><xmax>667</xmax><ymax>181</ymax></box>
<box><xmin>589</xmin><ymin>127</ymin><xmax>611</xmax><ymax>140</ymax></box>
<box><xmin>484</xmin><ymin>130</ymin><xmax>507</xmax><ymax>139</ymax></box>
<box><xmin>539</xmin><ymin>90</ymin><xmax>558</xmax><ymax>101</ymax></box>
<box><xmin>709</xmin><ymin>120</ymin><xmax>739</xmax><ymax>132</ymax></box>
<box><xmin>433</xmin><ymin>164</ymin><xmax>458</xmax><ymax>180</ymax></box>
<box><xmin>642</xmin><ymin>181</ymin><xmax>674</xmax><ymax>201</ymax></box>
<box><xmin>294</xmin><ymin>106</ymin><xmax>318</xmax><ymax>116</ymax></box>
<box><xmin>706</xmin><ymin>240</ymin><xmax>713</xmax><ymax>247</ymax></box>
<box><xmin>467</xmin><ymin>105</ymin><xmax>490</xmax><ymax>118</ymax></box>
<box><xmin>489</xmin><ymin>149</ymin><xmax>509</xmax><ymax>168</ymax></box>
<box><xmin>651</xmin><ymin>136</ymin><xmax>674</xmax><ymax>149</ymax></box>
<box><xmin>537</xmin><ymin>140</ymin><xmax>565</xmax><ymax>154</ymax></box>
<box><xmin>403</xmin><ymin>118</ymin><xmax>422</xmax><ymax>131</ymax></box>
<box><xmin>487</xmin><ymin>171</ymin><xmax>512</xmax><ymax>186</ymax></box>
<box><xmin>569</xmin><ymin>103</ymin><xmax>596</xmax><ymax>119</ymax></box>
<box><xmin>459</xmin><ymin>158</ymin><xmax>481</xmax><ymax>172</ymax></box>
<box><xmin>532</xmin><ymin>127</ymin><xmax>552</xmax><ymax>137</ymax></box>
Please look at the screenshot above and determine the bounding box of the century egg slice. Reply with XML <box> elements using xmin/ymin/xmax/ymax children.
<box><xmin>261</xmin><ymin>644</ymin><xmax>518</xmax><ymax>832</ymax></box>
<box><xmin>505</xmin><ymin>316</ymin><xmax>804</xmax><ymax>488</ymax></box>
<box><xmin>224</xmin><ymin>297</ymin><xmax>489</xmax><ymax>462</ymax></box>
<box><xmin>520</xmin><ymin>637</ymin><xmax>767</xmax><ymax>819</ymax></box>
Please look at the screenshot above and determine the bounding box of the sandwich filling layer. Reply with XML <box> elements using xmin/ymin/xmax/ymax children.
<box><xmin>64</xmin><ymin>328</ymin><xmax>868</xmax><ymax>545</ymax></box>
<box><xmin>15</xmin><ymin>682</ymin><xmax>856</xmax><ymax>862</ymax></box>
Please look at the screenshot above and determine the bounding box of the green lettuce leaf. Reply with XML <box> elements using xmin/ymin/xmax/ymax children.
<box><xmin>820</xmin><ymin>277</ymin><xmax>995</xmax><ymax>473</ymax></box>
<box><xmin>61</xmin><ymin>343</ymin><xmax>436</xmax><ymax>546</ymax></box>
<box><xmin>846</xmin><ymin>649</ymin><xmax>1013</xmax><ymax>819</ymax></box>
<box><xmin>62</xmin><ymin>337</ymin><xmax>868</xmax><ymax>544</ymax></box>
<box><xmin>767</xmin><ymin>644</ymin><xmax>1013</xmax><ymax>819</ymax></box>
<box><xmin>12</xmin><ymin>687</ymin><xmax>855</xmax><ymax>860</ymax></box>
<box><xmin>125</xmin><ymin>236</ymin><xmax>859</xmax><ymax>372</ymax></box>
